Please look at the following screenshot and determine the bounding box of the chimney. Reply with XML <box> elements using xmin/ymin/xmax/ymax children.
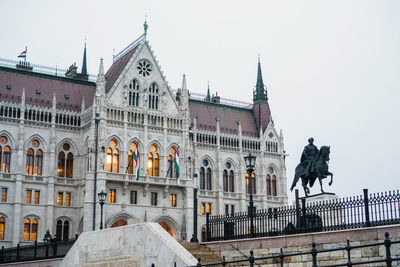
<box><xmin>211</xmin><ymin>92</ymin><xmax>220</xmax><ymax>104</ymax></box>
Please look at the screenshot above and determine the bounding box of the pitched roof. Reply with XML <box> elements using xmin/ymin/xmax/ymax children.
<box><xmin>189</xmin><ymin>99</ymin><xmax>259</xmax><ymax>137</ymax></box>
<box><xmin>0</xmin><ymin>66</ymin><xmax>95</xmax><ymax>112</ymax></box>
<box><xmin>253</xmin><ymin>102</ymin><xmax>271</xmax><ymax>133</ymax></box>
<box><xmin>105</xmin><ymin>37</ymin><xmax>144</xmax><ymax>94</ymax></box>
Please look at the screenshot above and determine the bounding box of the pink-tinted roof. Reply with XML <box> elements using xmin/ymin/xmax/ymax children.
<box><xmin>0</xmin><ymin>67</ymin><xmax>95</xmax><ymax>112</ymax></box>
<box><xmin>253</xmin><ymin>102</ymin><xmax>271</xmax><ymax>133</ymax></box>
<box><xmin>189</xmin><ymin>99</ymin><xmax>259</xmax><ymax>137</ymax></box>
<box><xmin>105</xmin><ymin>46</ymin><xmax>139</xmax><ymax>94</ymax></box>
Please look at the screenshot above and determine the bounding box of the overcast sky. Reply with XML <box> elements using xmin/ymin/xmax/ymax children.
<box><xmin>1</xmin><ymin>0</ymin><xmax>399</xmax><ymax>201</ymax></box>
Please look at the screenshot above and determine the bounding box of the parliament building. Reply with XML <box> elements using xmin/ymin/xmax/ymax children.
<box><xmin>0</xmin><ymin>26</ymin><xmax>288</xmax><ymax>247</ymax></box>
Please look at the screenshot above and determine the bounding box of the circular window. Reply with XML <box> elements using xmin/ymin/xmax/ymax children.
<box><xmin>0</xmin><ymin>136</ymin><xmax>7</xmax><ymax>144</ymax></box>
<box><xmin>203</xmin><ymin>159</ymin><xmax>208</xmax><ymax>167</ymax></box>
<box><xmin>225</xmin><ymin>162</ymin><xmax>231</xmax><ymax>169</ymax></box>
<box><xmin>169</xmin><ymin>147</ymin><xmax>176</xmax><ymax>154</ymax></box>
<box><xmin>63</xmin><ymin>143</ymin><xmax>70</xmax><ymax>151</ymax></box>
<box><xmin>32</xmin><ymin>140</ymin><xmax>40</xmax><ymax>148</ymax></box>
<box><xmin>109</xmin><ymin>140</ymin><xmax>117</xmax><ymax>148</ymax></box>
<box><xmin>150</xmin><ymin>145</ymin><xmax>158</xmax><ymax>153</ymax></box>
<box><xmin>137</xmin><ymin>59</ymin><xmax>152</xmax><ymax>78</ymax></box>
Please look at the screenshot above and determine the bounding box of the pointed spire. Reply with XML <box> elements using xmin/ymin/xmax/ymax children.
<box><xmin>52</xmin><ymin>92</ymin><xmax>57</xmax><ymax>109</ymax></box>
<box><xmin>205</xmin><ymin>81</ymin><xmax>211</xmax><ymax>102</ymax></box>
<box><xmin>253</xmin><ymin>56</ymin><xmax>268</xmax><ymax>104</ymax></box>
<box><xmin>144</xmin><ymin>17</ymin><xmax>148</xmax><ymax>37</ymax></box>
<box><xmin>96</xmin><ymin>58</ymin><xmax>105</xmax><ymax>96</ymax></box>
<box><xmin>81</xmin><ymin>39</ymin><xmax>87</xmax><ymax>75</ymax></box>
<box><xmin>182</xmin><ymin>74</ymin><xmax>187</xmax><ymax>91</ymax></box>
<box><xmin>81</xmin><ymin>97</ymin><xmax>85</xmax><ymax>112</ymax></box>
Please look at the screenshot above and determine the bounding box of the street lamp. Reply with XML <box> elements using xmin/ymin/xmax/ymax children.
<box><xmin>244</xmin><ymin>153</ymin><xmax>256</xmax><ymax>238</ymax></box>
<box><xmin>98</xmin><ymin>190</ymin><xmax>107</xmax><ymax>230</ymax></box>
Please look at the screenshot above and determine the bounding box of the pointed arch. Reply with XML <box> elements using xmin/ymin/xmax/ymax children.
<box><xmin>105</xmin><ymin>212</ymin><xmax>136</xmax><ymax>228</ymax></box>
<box><xmin>0</xmin><ymin>130</ymin><xmax>16</xmax><ymax>149</ymax></box>
<box><xmin>25</xmin><ymin>134</ymin><xmax>48</xmax><ymax>151</ymax></box>
<box><xmin>152</xmin><ymin>215</ymin><xmax>180</xmax><ymax>240</ymax></box>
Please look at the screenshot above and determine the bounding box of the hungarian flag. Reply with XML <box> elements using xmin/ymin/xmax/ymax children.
<box><xmin>133</xmin><ymin>147</ymin><xmax>140</xmax><ymax>180</ymax></box>
<box><xmin>174</xmin><ymin>150</ymin><xmax>180</xmax><ymax>183</ymax></box>
<box><xmin>18</xmin><ymin>50</ymin><xmax>27</xmax><ymax>58</ymax></box>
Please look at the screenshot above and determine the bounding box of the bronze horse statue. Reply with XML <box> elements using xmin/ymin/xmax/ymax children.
<box><xmin>290</xmin><ymin>146</ymin><xmax>333</xmax><ymax>196</ymax></box>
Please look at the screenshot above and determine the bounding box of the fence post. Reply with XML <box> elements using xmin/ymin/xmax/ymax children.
<box><xmin>384</xmin><ymin>232</ymin><xmax>392</xmax><ymax>267</ymax></box>
<box><xmin>279</xmin><ymin>248</ymin><xmax>284</xmax><ymax>267</ymax></box>
<box><xmin>248</xmin><ymin>250</ymin><xmax>254</xmax><ymax>267</ymax></box>
<box><xmin>363</xmin><ymin>189</ymin><xmax>370</xmax><ymax>227</ymax></box>
<box><xmin>295</xmin><ymin>189</ymin><xmax>300</xmax><ymax>229</ymax></box>
<box><xmin>311</xmin><ymin>242</ymin><xmax>317</xmax><ymax>267</ymax></box>
<box><xmin>301</xmin><ymin>198</ymin><xmax>307</xmax><ymax>232</ymax></box>
<box><xmin>16</xmin><ymin>243</ymin><xmax>19</xmax><ymax>261</ymax></box>
<box><xmin>222</xmin><ymin>255</ymin><xmax>227</xmax><ymax>267</ymax></box>
<box><xmin>1</xmin><ymin>246</ymin><xmax>4</xmax><ymax>263</ymax></box>
<box><xmin>346</xmin><ymin>239</ymin><xmax>352</xmax><ymax>267</ymax></box>
<box><xmin>34</xmin><ymin>241</ymin><xmax>37</xmax><ymax>259</ymax></box>
<box><xmin>206</xmin><ymin>213</ymin><xmax>210</xmax><ymax>241</ymax></box>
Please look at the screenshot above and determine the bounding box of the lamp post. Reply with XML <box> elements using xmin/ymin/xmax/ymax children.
<box><xmin>244</xmin><ymin>153</ymin><xmax>256</xmax><ymax>238</ymax></box>
<box><xmin>98</xmin><ymin>190</ymin><xmax>107</xmax><ymax>230</ymax></box>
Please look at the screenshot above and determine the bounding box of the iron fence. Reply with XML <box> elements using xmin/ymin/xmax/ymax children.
<box><xmin>190</xmin><ymin>232</ymin><xmax>400</xmax><ymax>267</ymax></box>
<box><xmin>0</xmin><ymin>236</ymin><xmax>77</xmax><ymax>264</ymax></box>
<box><xmin>206</xmin><ymin>189</ymin><xmax>400</xmax><ymax>241</ymax></box>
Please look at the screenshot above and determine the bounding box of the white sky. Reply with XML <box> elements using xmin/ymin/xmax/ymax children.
<box><xmin>1</xmin><ymin>0</ymin><xmax>399</xmax><ymax>202</ymax></box>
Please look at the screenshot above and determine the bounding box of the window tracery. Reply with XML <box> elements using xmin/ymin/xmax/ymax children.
<box><xmin>200</xmin><ymin>159</ymin><xmax>212</xmax><ymax>190</ymax></box>
<box><xmin>223</xmin><ymin>162</ymin><xmax>234</xmax><ymax>192</ymax></box>
<box><xmin>127</xmin><ymin>142</ymin><xmax>139</xmax><ymax>175</ymax></box>
<box><xmin>106</xmin><ymin>139</ymin><xmax>119</xmax><ymax>173</ymax></box>
<box><xmin>56</xmin><ymin>219</ymin><xmax>69</xmax><ymax>241</ymax></box>
<box><xmin>148</xmin><ymin>83</ymin><xmax>159</xmax><ymax>109</ymax></box>
<box><xmin>25</xmin><ymin>140</ymin><xmax>43</xmax><ymax>176</ymax></box>
<box><xmin>167</xmin><ymin>146</ymin><xmax>178</xmax><ymax>178</ymax></box>
<box><xmin>128</xmin><ymin>79</ymin><xmax>140</xmax><ymax>106</ymax></box>
<box><xmin>23</xmin><ymin>217</ymin><xmax>38</xmax><ymax>241</ymax></box>
<box><xmin>147</xmin><ymin>144</ymin><xmax>159</xmax><ymax>176</ymax></box>
<box><xmin>267</xmin><ymin>167</ymin><xmax>277</xmax><ymax>196</ymax></box>
<box><xmin>57</xmin><ymin>143</ymin><xmax>73</xmax><ymax>178</ymax></box>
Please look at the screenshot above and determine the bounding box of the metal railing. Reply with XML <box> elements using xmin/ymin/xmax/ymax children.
<box><xmin>206</xmin><ymin>189</ymin><xmax>400</xmax><ymax>241</ymax></box>
<box><xmin>190</xmin><ymin>232</ymin><xmax>400</xmax><ymax>267</ymax></box>
<box><xmin>0</xmin><ymin>236</ymin><xmax>77</xmax><ymax>264</ymax></box>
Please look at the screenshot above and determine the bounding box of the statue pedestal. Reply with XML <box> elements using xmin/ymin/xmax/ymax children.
<box><xmin>301</xmin><ymin>192</ymin><xmax>337</xmax><ymax>202</ymax></box>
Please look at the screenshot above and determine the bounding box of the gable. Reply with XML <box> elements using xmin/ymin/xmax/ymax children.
<box><xmin>104</xmin><ymin>39</ymin><xmax>180</xmax><ymax>114</ymax></box>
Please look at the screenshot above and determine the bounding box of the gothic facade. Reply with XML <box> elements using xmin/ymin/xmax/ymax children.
<box><xmin>0</xmin><ymin>30</ymin><xmax>287</xmax><ymax>247</ymax></box>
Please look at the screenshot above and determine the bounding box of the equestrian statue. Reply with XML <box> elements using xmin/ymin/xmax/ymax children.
<box><xmin>290</xmin><ymin>137</ymin><xmax>333</xmax><ymax>197</ymax></box>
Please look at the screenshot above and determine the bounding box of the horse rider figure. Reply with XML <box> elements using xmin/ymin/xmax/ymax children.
<box><xmin>301</xmin><ymin>137</ymin><xmax>319</xmax><ymax>177</ymax></box>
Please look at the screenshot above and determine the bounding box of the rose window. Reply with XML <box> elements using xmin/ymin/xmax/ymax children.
<box><xmin>137</xmin><ymin>59</ymin><xmax>152</xmax><ymax>78</ymax></box>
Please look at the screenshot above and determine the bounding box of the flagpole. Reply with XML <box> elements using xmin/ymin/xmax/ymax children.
<box><xmin>24</xmin><ymin>46</ymin><xmax>27</xmax><ymax>62</ymax></box>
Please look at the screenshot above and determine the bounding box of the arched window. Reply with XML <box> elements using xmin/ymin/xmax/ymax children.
<box><xmin>128</xmin><ymin>79</ymin><xmax>140</xmax><ymax>106</ymax></box>
<box><xmin>206</xmin><ymin>168</ymin><xmax>212</xmax><ymax>190</ymax></box>
<box><xmin>245</xmin><ymin>172</ymin><xmax>256</xmax><ymax>194</ymax></box>
<box><xmin>24</xmin><ymin>217</ymin><xmax>38</xmax><ymax>241</ymax></box>
<box><xmin>147</xmin><ymin>144</ymin><xmax>159</xmax><ymax>176</ymax></box>
<box><xmin>0</xmin><ymin>136</ymin><xmax>11</xmax><ymax>173</ymax></box>
<box><xmin>0</xmin><ymin>217</ymin><xmax>5</xmax><ymax>240</ymax></box>
<box><xmin>57</xmin><ymin>143</ymin><xmax>73</xmax><ymax>178</ymax></box>
<box><xmin>128</xmin><ymin>142</ymin><xmax>139</xmax><ymax>175</ymax></box>
<box><xmin>223</xmin><ymin>162</ymin><xmax>234</xmax><ymax>192</ymax></box>
<box><xmin>167</xmin><ymin>147</ymin><xmax>178</xmax><ymax>178</ymax></box>
<box><xmin>56</xmin><ymin>219</ymin><xmax>69</xmax><ymax>241</ymax></box>
<box><xmin>267</xmin><ymin>167</ymin><xmax>277</xmax><ymax>196</ymax></box>
<box><xmin>106</xmin><ymin>139</ymin><xmax>119</xmax><ymax>173</ymax></box>
<box><xmin>148</xmin><ymin>83</ymin><xmax>159</xmax><ymax>110</ymax></box>
<box><xmin>25</xmin><ymin>140</ymin><xmax>43</xmax><ymax>176</ymax></box>
<box><xmin>200</xmin><ymin>167</ymin><xmax>205</xmax><ymax>189</ymax></box>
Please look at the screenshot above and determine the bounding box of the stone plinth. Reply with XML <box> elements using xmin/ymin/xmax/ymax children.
<box><xmin>59</xmin><ymin>222</ymin><xmax>197</xmax><ymax>267</ymax></box>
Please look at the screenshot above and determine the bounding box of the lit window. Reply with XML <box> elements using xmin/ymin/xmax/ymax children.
<box><xmin>106</xmin><ymin>140</ymin><xmax>119</xmax><ymax>173</ymax></box>
<box><xmin>207</xmin><ymin>203</ymin><xmax>212</xmax><ymax>215</ymax></box>
<box><xmin>23</xmin><ymin>218</ymin><xmax>30</xmax><ymax>241</ymax></box>
<box><xmin>148</xmin><ymin>145</ymin><xmax>159</xmax><ymax>177</ymax></box>
<box><xmin>245</xmin><ymin>172</ymin><xmax>256</xmax><ymax>194</ymax></box>
<box><xmin>0</xmin><ymin>217</ymin><xmax>4</xmax><ymax>240</ymax></box>
<box><xmin>0</xmin><ymin>136</ymin><xmax>11</xmax><ymax>173</ymax></box>
<box><xmin>24</xmin><ymin>218</ymin><xmax>38</xmax><ymax>241</ymax></box>
<box><xmin>128</xmin><ymin>142</ymin><xmax>139</xmax><ymax>176</ymax></box>
<box><xmin>151</xmin><ymin>192</ymin><xmax>157</xmax><ymax>206</ymax></box>
<box><xmin>1</xmin><ymin>188</ymin><xmax>7</xmax><ymax>202</ymax></box>
<box><xmin>201</xmin><ymin>203</ymin><xmax>205</xmax><ymax>215</ymax></box>
<box><xmin>57</xmin><ymin>192</ymin><xmax>63</xmax><ymax>206</ymax></box>
<box><xmin>25</xmin><ymin>140</ymin><xmax>43</xmax><ymax>176</ymax></box>
<box><xmin>65</xmin><ymin>192</ymin><xmax>71</xmax><ymax>206</ymax></box>
<box><xmin>57</xmin><ymin>143</ymin><xmax>74</xmax><ymax>178</ymax></box>
<box><xmin>167</xmin><ymin>147</ymin><xmax>178</xmax><ymax>178</ymax></box>
<box><xmin>109</xmin><ymin>189</ymin><xmax>116</xmax><ymax>203</ymax></box>
<box><xmin>170</xmin><ymin>194</ymin><xmax>177</xmax><ymax>207</ymax></box>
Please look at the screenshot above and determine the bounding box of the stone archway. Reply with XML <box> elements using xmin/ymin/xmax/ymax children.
<box><xmin>158</xmin><ymin>221</ymin><xmax>175</xmax><ymax>238</ymax></box>
<box><xmin>111</xmin><ymin>219</ymin><xmax>127</xmax><ymax>228</ymax></box>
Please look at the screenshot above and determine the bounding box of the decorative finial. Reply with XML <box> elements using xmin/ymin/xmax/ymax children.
<box><xmin>258</xmin><ymin>54</ymin><xmax>260</xmax><ymax>63</ymax></box>
<box><xmin>144</xmin><ymin>16</ymin><xmax>148</xmax><ymax>36</ymax></box>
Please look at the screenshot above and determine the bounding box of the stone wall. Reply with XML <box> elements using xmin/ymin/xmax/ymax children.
<box><xmin>204</xmin><ymin>225</ymin><xmax>400</xmax><ymax>266</ymax></box>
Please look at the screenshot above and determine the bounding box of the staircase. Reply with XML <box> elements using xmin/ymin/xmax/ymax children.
<box><xmin>180</xmin><ymin>242</ymin><xmax>222</xmax><ymax>265</ymax></box>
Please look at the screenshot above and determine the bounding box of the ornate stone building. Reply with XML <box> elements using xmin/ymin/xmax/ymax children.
<box><xmin>0</xmin><ymin>27</ymin><xmax>287</xmax><ymax>247</ymax></box>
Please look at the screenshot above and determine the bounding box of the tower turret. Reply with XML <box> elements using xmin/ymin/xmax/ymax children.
<box><xmin>253</xmin><ymin>57</ymin><xmax>268</xmax><ymax>104</ymax></box>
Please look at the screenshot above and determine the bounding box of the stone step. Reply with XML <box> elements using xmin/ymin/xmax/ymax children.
<box><xmin>180</xmin><ymin>242</ymin><xmax>222</xmax><ymax>264</ymax></box>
